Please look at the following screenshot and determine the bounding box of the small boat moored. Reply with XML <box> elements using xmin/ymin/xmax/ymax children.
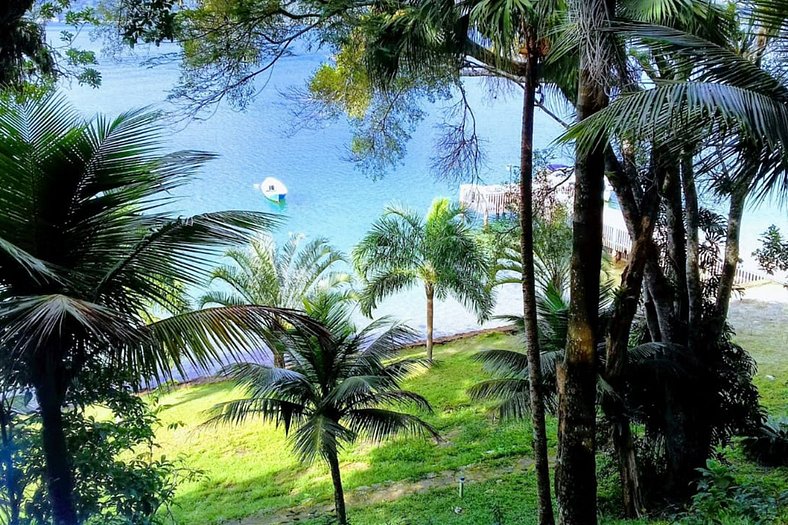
<box><xmin>256</xmin><ymin>177</ymin><xmax>288</xmax><ymax>202</ymax></box>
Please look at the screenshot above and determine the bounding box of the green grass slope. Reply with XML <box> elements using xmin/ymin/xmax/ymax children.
<box><xmin>150</xmin><ymin>302</ymin><xmax>785</xmax><ymax>524</ymax></box>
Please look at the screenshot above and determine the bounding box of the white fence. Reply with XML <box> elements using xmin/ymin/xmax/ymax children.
<box><xmin>601</xmin><ymin>224</ymin><xmax>773</xmax><ymax>286</ymax></box>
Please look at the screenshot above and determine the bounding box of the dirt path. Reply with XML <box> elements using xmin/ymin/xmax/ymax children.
<box><xmin>238</xmin><ymin>457</ymin><xmax>542</xmax><ymax>524</ymax></box>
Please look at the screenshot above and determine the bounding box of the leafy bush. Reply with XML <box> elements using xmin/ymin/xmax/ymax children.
<box><xmin>682</xmin><ymin>459</ymin><xmax>788</xmax><ymax>524</ymax></box>
<box><xmin>1</xmin><ymin>369</ymin><xmax>200</xmax><ymax>524</ymax></box>
<box><xmin>741</xmin><ymin>418</ymin><xmax>788</xmax><ymax>467</ymax></box>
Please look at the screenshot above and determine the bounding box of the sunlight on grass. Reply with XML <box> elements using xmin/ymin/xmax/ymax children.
<box><xmin>150</xmin><ymin>326</ymin><xmax>784</xmax><ymax>524</ymax></box>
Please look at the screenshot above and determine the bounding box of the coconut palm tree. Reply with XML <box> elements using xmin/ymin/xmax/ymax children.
<box><xmin>208</xmin><ymin>299</ymin><xmax>438</xmax><ymax>525</ymax></box>
<box><xmin>353</xmin><ymin>197</ymin><xmax>493</xmax><ymax>361</ymax></box>
<box><xmin>200</xmin><ymin>233</ymin><xmax>352</xmax><ymax>311</ymax></box>
<box><xmin>0</xmin><ymin>94</ymin><xmax>320</xmax><ymax>525</ymax></box>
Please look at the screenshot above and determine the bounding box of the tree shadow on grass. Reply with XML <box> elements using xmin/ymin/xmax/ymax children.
<box><xmin>171</xmin><ymin>458</ymin><xmax>335</xmax><ymax>524</ymax></box>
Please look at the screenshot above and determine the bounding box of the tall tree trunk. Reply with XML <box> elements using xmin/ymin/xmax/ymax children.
<box><xmin>34</xmin><ymin>356</ymin><xmax>78</xmax><ymax>525</ymax></box>
<box><xmin>603</xmin><ymin>146</ymin><xmax>661</xmax><ymax>518</ymax></box>
<box><xmin>603</xmin><ymin>222</ymin><xmax>654</xmax><ymax>518</ymax></box>
<box><xmin>714</xmin><ymin>186</ymin><xmax>746</xmax><ymax>335</ymax></box>
<box><xmin>680</xmin><ymin>154</ymin><xmax>703</xmax><ymax>351</ymax></box>
<box><xmin>661</xmin><ymin>163</ymin><xmax>688</xmax><ymax>341</ymax></box>
<box><xmin>425</xmin><ymin>283</ymin><xmax>434</xmax><ymax>361</ymax></box>
<box><xmin>327</xmin><ymin>451</ymin><xmax>347</xmax><ymax>525</ymax></box>
<box><xmin>556</xmin><ymin>13</ymin><xmax>611</xmax><ymax>516</ymax></box>
<box><xmin>519</xmin><ymin>45</ymin><xmax>555</xmax><ymax>525</ymax></box>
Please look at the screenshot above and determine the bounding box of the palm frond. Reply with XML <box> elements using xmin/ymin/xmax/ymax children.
<box><xmin>292</xmin><ymin>415</ymin><xmax>356</xmax><ymax>463</ymax></box>
<box><xmin>206</xmin><ymin>397</ymin><xmax>308</xmax><ymax>432</ymax></box>
<box><xmin>345</xmin><ymin>408</ymin><xmax>439</xmax><ymax>442</ymax></box>
<box><xmin>142</xmin><ymin>306</ymin><xmax>325</xmax><ymax>380</ymax></box>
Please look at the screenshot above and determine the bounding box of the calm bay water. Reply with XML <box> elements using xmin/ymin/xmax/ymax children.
<box><xmin>54</xmin><ymin>26</ymin><xmax>786</xmax><ymax>344</ymax></box>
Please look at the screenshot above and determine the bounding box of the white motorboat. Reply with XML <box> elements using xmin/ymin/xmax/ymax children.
<box><xmin>256</xmin><ymin>177</ymin><xmax>288</xmax><ymax>202</ymax></box>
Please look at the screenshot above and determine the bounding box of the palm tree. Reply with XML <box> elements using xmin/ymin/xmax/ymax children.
<box><xmin>353</xmin><ymin>197</ymin><xmax>493</xmax><ymax>361</ymax></box>
<box><xmin>200</xmin><ymin>233</ymin><xmax>352</xmax><ymax>365</ymax></box>
<box><xmin>562</xmin><ymin>1</ymin><xmax>788</xmax><ymax>502</ymax></box>
<box><xmin>201</xmin><ymin>233</ymin><xmax>351</xmax><ymax>311</ymax></box>
<box><xmin>0</xmin><ymin>94</ymin><xmax>320</xmax><ymax>524</ymax></box>
<box><xmin>208</xmin><ymin>299</ymin><xmax>438</xmax><ymax>525</ymax></box>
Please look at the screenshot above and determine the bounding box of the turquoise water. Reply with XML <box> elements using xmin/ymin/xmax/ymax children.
<box><xmin>54</xmin><ymin>26</ymin><xmax>786</xmax><ymax>341</ymax></box>
<box><xmin>57</xmin><ymin>30</ymin><xmax>563</xmax><ymax>255</ymax></box>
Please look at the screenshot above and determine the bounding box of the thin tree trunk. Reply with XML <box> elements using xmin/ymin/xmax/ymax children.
<box><xmin>0</xmin><ymin>403</ymin><xmax>21</xmax><ymax>525</ymax></box>
<box><xmin>714</xmin><ymin>187</ymin><xmax>746</xmax><ymax>334</ymax></box>
<box><xmin>603</xmin><ymin>148</ymin><xmax>663</xmax><ymax>517</ymax></box>
<box><xmin>662</xmin><ymin>165</ymin><xmax>688</xmax><ymax>335</ymax></box>
<box><xmin>34</xmin><ymin>361</ymin><xmax>78</xmax><ymax>525</ymax></box>
<box><xmin>644</xmin><ymin>256</ymin><xmax>679</xmax><ymax>343</ymax></box>
<box><xmin>556</xmin><ymin>37</ymin><xmax>610</xmax><ymax>522</ymax></box>
<box><xmin>603</xmin><ymin>220</ymin><xmax>654</xmax><ymax>518</ymax></box>
<box><xmin>680</xmin><ymin>154</ymin><xmax>703</xmax><ymax>351</ymax></box>
<box><xmin>519</xmin><ymin>45</ymin><xmax>555</xmax><ymax>525</ymax></box>
<box><xmin>425</xmin><ymin>283</ymin><xmax>434</xmax><ymax>361</ymax></box>
<box><xmin>642</xmin><ymin>286</ymin><xmax>662</xmax><ymax>342</ymax></box>
<box><xmin>327</xmin><ymin>452</ymin><xmax>347</xmax><ymax>525</ymax></box>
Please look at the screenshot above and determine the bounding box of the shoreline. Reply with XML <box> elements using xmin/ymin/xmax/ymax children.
<box><xmin>157</xmin><ymin>280</ymin><xmax>786</xmax><ymax>391</ymax></box>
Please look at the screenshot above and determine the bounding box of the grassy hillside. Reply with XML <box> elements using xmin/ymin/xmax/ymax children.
<box><xmin>149</xmin><ymin>303</ymin><xmax>786</xmax><ymax>524</ymax></box>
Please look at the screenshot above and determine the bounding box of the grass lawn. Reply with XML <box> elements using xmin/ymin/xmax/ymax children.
<box><xmin>150</xmin><ymin>304</ymin><xmax>786</xmax><ymax>524</ymax></box>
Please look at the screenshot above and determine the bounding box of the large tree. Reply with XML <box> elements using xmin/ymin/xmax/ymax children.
<box><xmin>565</xmin><ymin>0</ymin><xmax>785</xmax><ymax>501</ymax></box>
<box><xmin>0</xmin><ymin>94</ymin><xmax>320</xmax><ymax>524</ymax></box>
<box><xmin>0</xmin><ymin>1</ymin><xmax>99</xmax><ymax>89</ymax></box>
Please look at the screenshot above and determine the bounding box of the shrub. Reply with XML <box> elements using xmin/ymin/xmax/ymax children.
<box><xmin>682</xmin><ymin>459</ymin><xmax>788</xmax><ymax>524</ymax></box>
<box><xmin>741</xmin><ymin>418</ymin><xmax>788</xmax><ymax>467</ymax></box>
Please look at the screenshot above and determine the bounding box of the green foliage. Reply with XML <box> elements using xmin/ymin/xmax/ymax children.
<box><xmin>310</xmin><ymin>40</ymin><xmax>373</xmax><ymax>120</ymax></box>
<box><xmin>485</xmin><ymin>201</ymin><xmax>573</xmax><ymax>294</ymax></box>
<box><xmin>209</xmin><ymin>307</ymin><xmax>438</xmax><ymax>464</ymax></box>
<box><xmin>115</xmin><ymin>0</ymin><xmax>179</xmax><ymax>46</ymax></box>
<box><xmin>752</xmin><ymin>225</ymin><xmax>788</xmax><ymax>275</ymax></box>
<box><xmin>682</xmin><ymin>458</ymin><xmax>788</xmax><ymax>525</ymax></box>
<box><xmin>741</xmin><ymin>418</ymin><xmax>788</xmax><ymax>467</ymax></box>
<box><xmin>201</xmin><ymin>232</ymin><xmax>351</xmax><ymax>311</ymax></box>
<box><xmin>1</xmin><ymin>1</ymin><xmax>101</xmax><ymax>89</ymax></box>
<box><xmin>208</xmin><ymin>299</ymin><xmax>437</xmax><ymax>523</ymax></box>
<box><xmin>0</xmin><ymin>368</ymin><xmax>199</xmax><ymax>524</ymax></box>
<box><xmin>564</xmin><ymin>3</ymin><xmax>788</xmax><ymax>202</ymax></box>
<box><xmin>22</xmin><ymin>370</ymin><xmax>200</xmax><ymax>524</ymax></box>
<box><xmin>354</xmin><ymin>198</ymin><xmax>493</xmax><ymax>334</ymax></box>
<box><xmin>0</xmin><ymin>93</ymin><xmax>324</xmax><ymax>520</ymax></box>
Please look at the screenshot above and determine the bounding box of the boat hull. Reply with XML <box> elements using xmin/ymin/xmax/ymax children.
<box><xmin>264</xmin><ymin>193</ymin><xmax>286</xmax><ymax>202</ymax></box>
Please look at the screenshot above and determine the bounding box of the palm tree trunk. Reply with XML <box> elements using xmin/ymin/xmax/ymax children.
<box><xmin>518</xmin><ymin>44</ymin><xmax>555</xmax><ymax>525</ymax></box>
<box><xmin>327</xmin><ymin>451</ymin><xmax>347</xmax><ymax>524</ymax></box>
<box><xmin>603</xmin><ymin>226</ymin><xmax>653</xmax><ymax>518</ymax></box>
<box><xmin>556</xmin><ymin>47</ymin><xmax>609</xmax><ymax>525</ymax></box>
<box><xmin>680</xmin><ymin>153</ymin><xmax>702</xmax><ymax>351</ymax></box>
<box><xmin>644</xmin><ymin>256</ymin><xmax>679</xmax><ymax>343</ymax></box>
<box><xmin>425</xmin><ymin>283</ymin><xmax>435</xmax><ymax>361</ymax></box>
<box><xmin>662</xmin><ymin>164</ymin><xmax>688</xmax><ymax>338</ymax></box>
<box><xmin>714</xmin><ymin>186</ymin><xmax>746</xmax><ymax>335</ymax></box>
<box><xmin>34</xmin><ymin>358</ymin><xmax>78</xmax><ymax>525</ymax></box>
<box><xmin>603</xmin><ymin>147</ymin><xmax>662</xmax><ymax>518</ymax></box>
